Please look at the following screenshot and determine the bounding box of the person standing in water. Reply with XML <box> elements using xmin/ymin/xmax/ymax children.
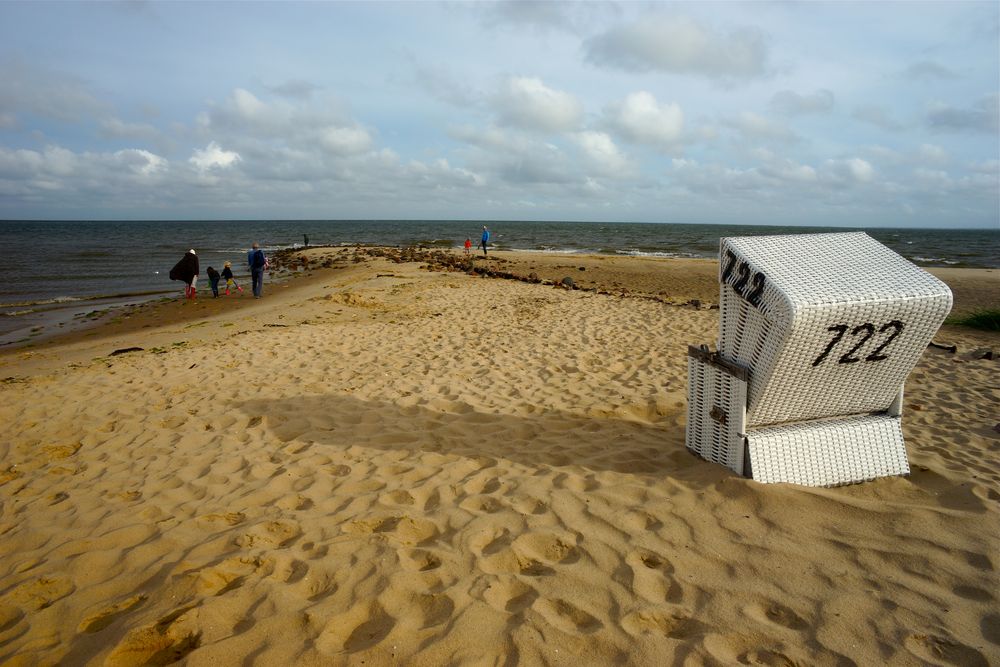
<box><xmin>479</xmin><ymin>225</ymin><xmax>490</xmax><ymax>257</ymax></box>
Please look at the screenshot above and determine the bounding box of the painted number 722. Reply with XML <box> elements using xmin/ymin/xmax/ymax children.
<box><xmin>811</xmin><ymin>320</ymin><xmax>905</xmax><ymax>367</ymax></box>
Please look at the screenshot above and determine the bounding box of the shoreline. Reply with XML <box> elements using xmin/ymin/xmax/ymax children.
<box><xmin>2</xmin><ymin>247</ymin><xmax>997</xmax><ymax>360</ymax></box>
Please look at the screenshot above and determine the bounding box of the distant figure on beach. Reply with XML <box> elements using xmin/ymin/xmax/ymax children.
<box><xmin>480</xmin><ymin>226</ymin><xmax>490</xmax><ymax>257</ymax></box>
<box><xmin>206</xmin><ymin>266</ymin><xmax>221</xmax><ymax>298</ymax></box>
<box><xmin>169</xmin><ymin>249</ymin><xmax>199</xmax><ymax>299</ymax></box>
<box><xmin>464</xmin><ymin>238</ymin><xmax>472</xmax><ymax>255</ymax></box>
<box><xmin>248</xmin><ymin>242</ymin><xmax>266</xmax><ymax>298</ymax></box>
<box><xmin>221</xmin><ymin>261</ymin><xmax>242</xmax><ymax>296</ymax></box>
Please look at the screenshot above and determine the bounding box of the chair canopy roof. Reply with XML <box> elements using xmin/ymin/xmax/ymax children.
<box><xmin>721</xmin><ymin>232</ymin><xmax>951</xmax><ymax>316</ymax></box>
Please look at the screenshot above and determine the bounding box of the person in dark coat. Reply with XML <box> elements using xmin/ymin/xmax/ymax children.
<box><xmin>169</xmin><ymin>249</ymin><xmax>199</xmax><ymax>299</ymax></box>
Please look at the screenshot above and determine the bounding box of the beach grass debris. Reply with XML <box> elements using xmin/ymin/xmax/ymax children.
<box><xmin>110</xmin><ymin>347</ymin><xmax>144</xmax><ymax>356</ymax></box>
<box><xmin>947</xmin><ymin>308</ymin><xmax>1000</xmax><ymax>331</ymax></box>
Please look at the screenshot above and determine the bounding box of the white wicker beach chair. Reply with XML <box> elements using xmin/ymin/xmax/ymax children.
<box><xmin>686</xmin><ymin>232</ymin><xmax>952</xmax><ymax>486</ymax></box>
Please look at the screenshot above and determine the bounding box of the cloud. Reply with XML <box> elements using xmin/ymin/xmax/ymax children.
<box><xmin>821</xmin><ymin>157</ymin><xmax>875</xmax><ymax>184</ymax></box>
<box><xmin>584</xmin><ymin>14</ymin><xmax>770</xmax><ymax>80</ymax></box>
<box><xmin>917</xmin><ymin>144</ymin><xmax>949</xmax><ymax>165</ymax></box>
<box><xmin>603</xmin><ymin>91</ymin><xmax>684</xmax><ymax>149</ymax></box>
<box><xmin>319</xmin><ymin>126</ymin><xmax>373</xmax><ymax>155</ymax></box>
<box><xmin>901</xmin><ymin>61</ymin><xmax>959</xmax><ymax>81</ymax></box>
<box><xmin>770</xmin><ymin>89</ymin><xmax>835</xmax><ymax>115</ymax></box>
<box><xmin>264</xmin><ymin>79</ymin><xmax>320</xmax><ymax>99</ymax></box>
<box><xmin>573</xmin><ymin>131</ymin><xmax>628</xmax><ymax>175</ymax></box>
<box><xmin>670</xmin><ymin>155</ymin><xmax>877</xmax><ymax>205</ymax></box>
<box><xmin>853</xmin><ymin>105</ymin><xmax>903</xmax><ymax>131</ymax></box>
<box><xmin>481</xmin><ymin>0</ymin><xmax>576</xmax><ymax>32</ymax></box>
<box><xmin>493</xmin><ymin>77</ymin><xmax>582</xmax><ymax>132</ymax></box>
<box><xmin>926</xmin><ymin>94</ymin><xmax>999</xmax><ymax>133</ymax></box>
<box><xmin>0</xmin><ymin>144</ymin><xmax>168</xmax><ymax>203</ymax></box>
<box><xmin>451</xmin><ymin>125</ymin><xmax>591</xmax><ymax>186</ymax></box>
<box><xmin>478</xmin><ymin>1</ymin><xmax>619</xmax><ymax>35</ymax></box>
<box><xmin>115</xmin><ymin>148</ymin><xmax>167</xmax><ymax>176</ymax></box>
<box><xmin>724</xmin><ymin>111</ymin><xmax>798</xmax><ymax>142</ymax></box>
<box><xmin>412</xmin><ymin>63</ymin><xmax>482</xmax><ymax>107</ymax></box>
<box><xmin>0</xmin><ymin>57</ymin><xmax>108</xmax><ymax>123</ymax></box>
<box><xmin>99</xmin><ymin>117</ymin><xmax>162</xmax><ymax>143</ymax></box>
<box><xmin>189</xmin><ymin>141</ymin><xmax>241</xmax><ymax>171</ymax></box>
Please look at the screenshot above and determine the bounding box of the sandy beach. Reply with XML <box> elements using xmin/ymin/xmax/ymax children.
<box><xmin>1</xmin><ymin>248</ymin><xmax>998</xmax><ymax>665</ymax></box>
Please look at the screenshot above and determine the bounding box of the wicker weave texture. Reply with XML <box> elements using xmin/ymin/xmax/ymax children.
<box><xmin>717</xmin><ymin>232</ymin><xmax>951</xmax><ymax>426</ymax></box>
<box><xmin>721</xmin><ymin>232</ymin><xmax>951</xmax><ymax>308</ymax></box>
<box><xmin>686</xmin><ymin>353</ymin><xmax>747</xmax><ymax>474</ymax></box>
<box><xmin>746</xmin><ymin>415</ymin><xmax>908</xmax><ymax>486</ymax></box>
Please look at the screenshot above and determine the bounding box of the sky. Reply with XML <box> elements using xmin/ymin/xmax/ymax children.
<box><xmin>0</xmin><ymin>1</ymin><xmax>997</xmax><ymax>228</ymax></box>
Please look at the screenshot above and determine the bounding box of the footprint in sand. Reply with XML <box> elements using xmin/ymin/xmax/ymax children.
<box><xmin>512</xmin><ymin>532</ymin><xmax>579</xmax><ymax>565</ymax></box>
<box><xmin>904</xmin><ymin>633</ymin><xmax>989</xmax><ymax>667</ymax></box>
<box><xmin>406</xmin><ymin>591</ymin><xmax>455</xmax><ymax>630</ymax></box>
<box><xmin>467</xmin><ymin>528</ymin><xmax>512</xmax><ymax>558</ymax></box>
<box><xmin>276</xmin><ymin>494</ymin><xmax>313</xmax><ymax>511</ymax></box>
<box><xmin>344</xmin><ymin>515</ymin><xmax>439</xmax><ymax>546</ymax></box>
<box><xmin>480</xmin><ymin>577</ymin><xmax>538</xmax><ymax>614</ymax></box>
<box><xmin>532</xmin><ymin>597</ymin><xmax>603</xmax><ymax>634</ymax></box>
<box><xmin>78</xmin><ymin>594</ymin><xmax>148</xmax><ymax>633</ymax></box>
<box><xmin>0</xmin><ymin>604</ymin><xmax>25</xmax><ymax>633</ymax></box>
<box><xmin>510</xmin><ymin>495</ymin><xmax>547</xmax><ymax>515</ymax></box>
<box><xmin>159</xmin><ymin>415</ymin><xmax>187</xmax><ymax>429</ymax></box>
<box><xmin>7</xmin><ymin>576</ymin><xmax>75</xmax><ymax>611</ymax></box>
<box><xmin>379</xmin><ymin>489</ymin><xmax>416</xmax><ymax>507</ymax></box>
<box><xmin>104</xmin><ymin>606</ymin><xmax>201</xmax><ymax>667</ymax></box>
<box><xmin>197</xmin><ymin>512</ymin><xmax>246</xmax><ymax>527</ymax></box>
<box><xmin>744</xmin><ymin>600</ymin><xmax>808</xmax><ymax>632</ymax></box>
<box><xmin>397</xmin><ymin>548</ymin><xmax>442</xmax><ymax>572</ymax></box>
<box><xmin>458</xmin><ymin>494</ymin><xmax>505</xmax><ymax>514</ymax></box>
<box><xmin>327</xmin><ymin>464</ymin><xmax>352</xmax><ymax>477</ymax></box>
<box><xmin>736</xmin><ymin>647</ymin><xmax>804</xmax><ymax>666</ymax></box>
<box><xmin>316</xmin><ymin>603</ymin><xmax>396</xmax><ymax>655</ymax></box>
<box><xmin>469</xmin><ymin>528</ymin><xmax>570</xmax><ymax>577</ymax></box>
<box><xmin>268</xmin><ymin>556</ymin><xmax>309</xmax><ymax>584</ymax></box>
<box><xmin>42</xmin><ymin>443</ymin><xmax>81</xmax><ymax>460</ymax></box>
<box><xmin>621</xmin><ymin>608</ymin><xmax>705</xmax><ymax>639</ymax></box>
<box><xmin>192</xmin><ymin>556</ymin><xmax>265</xmax><ymax>596</ymax></box>
<box><xmin>624</xmin><ymin>549</ymin><xmax>683</xmax><ymax>604</ymax></box>
<box><xmin>234</xmin><ymin>520</ymin><xmax>301</xmax><ymax>549</ymax></box>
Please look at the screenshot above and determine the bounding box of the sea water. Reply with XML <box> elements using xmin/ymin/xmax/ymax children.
<box><xmin>1</xmin><ymin>220</ymin><xmax>997</xmax><ymax>341</ymax></box>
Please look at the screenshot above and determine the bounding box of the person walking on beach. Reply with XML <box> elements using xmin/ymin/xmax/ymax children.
<box><xmin>479</xmin><ymin>225</ymin><xmax>490</xmax><ymax>257</ymax></box>
<box><xmin>169</xmin><ymin>249</ymin><xmax>199</xmax><ymax>299</ymax></box>
<box><xmin>464</xmin><ymin>238</ymin><xmax>472</xmax><ymax>255</ymax></box>
<box><xmin>248</xmin><ymin>242</ymin><xmax>266</xmax><ymax>298</ymax></box>
<box><xmin>221</xmin><ymin>261</ymin><xmax>242</xmax><ymax>296</ymax></box>
<box><xmin>206</xmin><ymin>266</ymin><xmax>221</xmax><ymax>298</ymax></box>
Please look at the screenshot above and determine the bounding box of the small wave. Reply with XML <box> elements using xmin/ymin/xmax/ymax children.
<box><xmin>523</xmin><ymin>247</ymin><xmax>592</xmax><ymax>255</ymax></box>
<box><xmin>0</xmin><ymin>290</ymin><xmax>170</xmax><ymax>309</ymax></box>
<box><xmin>615</xmin><ymin>249</ymin><xmax>701</xmax><ymax>259</ymax></box>
<box><xmin>0</xmin><ymin>296</ymin><xmax>83</xmax><ymax>308</ymax></box>
<box><xmin>1</xmin><ymin>309</ymin><xmax>35</xmax><ymax>317</ymax></box>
